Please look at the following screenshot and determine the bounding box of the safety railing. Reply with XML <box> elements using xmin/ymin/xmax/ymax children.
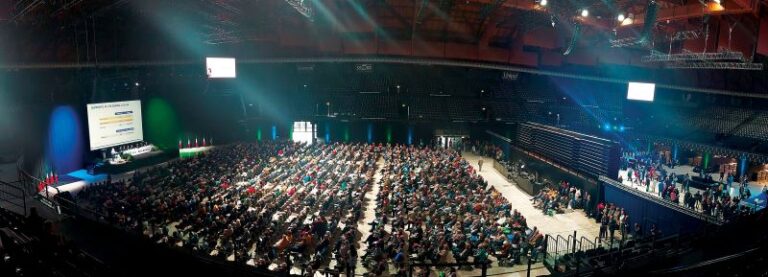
<box><xmin>599</xmin><ymin>175</ymin><xmax>724</xmax><ymax>225</ymax></box>
<box><xmin>579</xmin><ymin>236</ymin><xmax>596</xmax><ymax>252</ymax></box>
<box><xmin>544</xmin><ymin>231</ymin><xmax>581</xmax><ymax>270</ymax></box>
<box><xmin>408</xmin><ymin>261</ymin><xmax>491</xmax><ymax>277</ymax></box>
<box><xmin>0</xmin><ymin>180</ymin><xmax>27</xmax><ymax>216</ymax></box>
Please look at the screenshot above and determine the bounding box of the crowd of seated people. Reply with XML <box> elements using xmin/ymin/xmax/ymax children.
<box><xmin>0</xmin><ymin>208</ymin><xmax>110</xmax><ymax>277</ymax></box>
<box><xmin>531</xmin><ymin>181</ymin><xmax>590</xmax><ymax>216</ymax></box>
<box><xmin>361</xmin><ymin>145</ymin><xmax>544</xmax><ymax>276</ymax></box>
<box><xmin>77</xmin><ymin>141</ymin><xmax>379</xmax><ymax>275</ymax></box>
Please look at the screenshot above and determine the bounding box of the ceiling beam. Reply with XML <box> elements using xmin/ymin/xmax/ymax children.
<box><xmin>378</xmin><ymin>0</ymin><xmax>414</xmax><ymax>32</ymax></box>
<box><xmin>3</xmin><ymin>57</ymin><xmax>767</xmax><ymax>99</ymax></box>
<box><xmin>474</xmin><ymin>0</ymin><xmax>507</xmax><ymax>41</ymax></box>
<box><xmin>618</xmin><ymin>3</ymin><xmax>754</xmax><ymax>28</ymax></box>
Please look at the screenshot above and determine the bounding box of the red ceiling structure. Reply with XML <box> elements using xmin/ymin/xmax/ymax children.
<box><xmin>1</xmin><ymin>0</ymin><xmax>766</xmax><ymax>69</ymax></box>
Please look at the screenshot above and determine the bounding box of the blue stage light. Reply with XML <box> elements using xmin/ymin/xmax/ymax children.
<box><xmin>47</xmin><ymin>106</ymin><xmax>84</xmax><ymax>173</ymax></box>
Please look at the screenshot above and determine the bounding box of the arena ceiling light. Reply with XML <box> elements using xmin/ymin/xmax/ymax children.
<box><xmin>581</xmin><ymin>9</ymin><xmax>589</xmax><ymax>17</ymax></box>
<box><xmin>539</xmin><ymin>0</ymin><xmax>547</xmax><ymax>6</ymax></box>
<box><xmin>617</xmin><ymin>13</ymin><xmax>625</xmax><ymax>22</ymax></box>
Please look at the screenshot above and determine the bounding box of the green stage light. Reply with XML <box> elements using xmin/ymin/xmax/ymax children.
<box><xmin>344</xmin><ymin>126</ymin><xmax>350</xmax><ymax>143</ymax></box>
<box><xmin>146</xmin><ymin>98</ymin><xmax>181</xmax><ymax>150</ymax></box>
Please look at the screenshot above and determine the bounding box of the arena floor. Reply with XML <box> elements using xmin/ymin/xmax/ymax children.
<box><xmin>342</xmin><ymin>152</ymin><xmax>602</xmax><ymax>276</ymax></box>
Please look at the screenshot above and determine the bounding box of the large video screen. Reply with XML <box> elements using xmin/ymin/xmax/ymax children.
<box><xmin>206</xmin><ymin>57</ymin><xmax>236</xmax><ymax>78</ymax></box>
<box><xmin>86</xmin><ymin>100</ymin><xmax>144</xmax><ymax>150</ymax></box>
<box><xmin>627</xmin><ymin>82</ymin><xmax>655</xmax><ymax>102</ymax></box>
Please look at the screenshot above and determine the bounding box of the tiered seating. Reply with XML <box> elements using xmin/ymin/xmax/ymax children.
<box><xmin>0</xmin><ymin>208</ymin><xmax>110</xmax><ymax>277</ymax></box>
<box><xmin>411</xmin><ymin>96</ymin><xmax>446</xmax><ymax>120</ymax></box>
<box><xmin>553</xmin><ymin>207</ymin><xmax>768</xmax><ymax>275</ymax></box>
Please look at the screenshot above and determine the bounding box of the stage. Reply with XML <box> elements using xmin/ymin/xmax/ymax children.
<box><xmin>179</xmin><ymin>146</ymin><xmax>214</xmax><ymax>158</ymax></box>
<box><xmin>39</xmin><ymin>150</ymin><xmax>189</xmax><ymax>198</ymax></box>
<box><xmin>95</xmin><ymin>149</ymin><xmax>175</xmax><ymax>175</ymax></box>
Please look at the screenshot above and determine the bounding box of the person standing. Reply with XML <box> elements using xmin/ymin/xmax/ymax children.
<box><xmin>478</xmin><ymin>159</ymin><xmax>484</xmax><ymax>172</ymax></box>
<box><xmin>657</xmin><ymin>180</ymin><xmax>664</xmax><ymax>198</ymax></box>
<box><xmin>645</xmin><ymin>177</ymin><xmax>650</xmax><ymax>192</ymax></box>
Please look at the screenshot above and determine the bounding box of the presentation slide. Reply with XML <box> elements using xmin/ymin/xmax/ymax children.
<box><xmin>206</xmin><ymin>57</ymin><xmax>236</xmax><ymax>78</ymax></box>
<box><xmin>87</xmin><ymin>100</ymin><xmax>144</xmax><ymax>150</ymax></box>
<box><xmin>627</xmin><ymin>82</ymin><xmax>655</xmax><ymax>102</ymax></box>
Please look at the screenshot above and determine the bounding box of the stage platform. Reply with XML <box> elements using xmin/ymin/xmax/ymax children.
<box><xmin>179</xmin><ymin>146</ymin><xmax>214</xmax><ymax>159</ymax></box>
<box><xmin>95</xmin><ymin>150</ymin><xmax>175</xmax><ymax>175</ymax></box>
<box><xmin>40</xmin><ymin>151</ymin><xmax>179</xmax><ymax>198</ymax></box>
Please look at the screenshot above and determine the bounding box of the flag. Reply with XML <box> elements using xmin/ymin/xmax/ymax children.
<box><xmin>53</xmin><ymin>172</ymin><xmax>59</xmax><ymax>184</ymax></box>
<box><xmin>195</xmin><ymin>137</ymin><xmax>199</xmax><ymax>148</ymax></box>
<box><xmin>179</xmin><ymin>139</ymin><xmax>183</xmax><ymax>149</ymax></box>
<box><xmin>202</xmin><ymin>137</ymin><xmax>206</xmax><ymax>147</ymax></box>
<box><xmin>187</xmin><ymin>138</ymin><xmax>191</xmax><ymax>148</ymax></box>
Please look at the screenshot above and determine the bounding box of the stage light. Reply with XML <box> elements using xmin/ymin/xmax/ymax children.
<box><xmin>540</xmin><ymin>0</ymin><xmax>547</xmax><ymax>6</ymax></box>
<box><xmin>550</xmin><ymin>15</ymin><xmax>556</xmax><ymax>27</ymax></box>
<box><xmin>135</xmin><ymin>82</ymin><xmax>140</xmax><ymax>87</ymax></box>
<box><xmin>617</xmin><ymin>13</ymin><xmax>625</xmax><ymax>22</ymax></box>
<box><xmin>581</xmin><ymin>9</ymin><xmax>589</xmax><ymax>17</ymax></box>
<box><xmin>713</xmin><ymin>0</ymin><xmax>720</xmax><ymax>4</ymax></box>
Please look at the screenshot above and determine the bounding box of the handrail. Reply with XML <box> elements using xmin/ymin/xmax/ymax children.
<box><xmin>485</xmin><ymin>130</ymin><xmax>513</xmax><ymax>144</ymax></box>
<box><xmin>580</xmin><ymin>236</ymin><xmax>596</xmax><ymax>252</ymax></box>
<box><xmin>0</xmin><ymin>180</ymin><xmax>27</xmax><ymax>216</ymax></box>
<box><xmin>599</xmin><ymin>175</ymin><xmax>723</xmax><ymax>225</ymax></box>
<box><xmin>651</xmin><ymin>247</ymin><xmax>761</xmax><ymax>274</ymax></box>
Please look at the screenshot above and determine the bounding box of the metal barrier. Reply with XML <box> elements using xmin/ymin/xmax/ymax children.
<box><xmin>544</xmin><ymin>231</ymin><xmax>580</xmax><ymax>270</ymax></box>
<box><xmin>408</xmin><ymin>261</ymin><xmax>491</xmax><ymax>277</ymax></box>
<box><xmin>0</xmin><ymin>180</ymin><xmax>27</xmax><ymax>216</ymax></box>
<box><xmin>599</xmin><ymin>175</ymin><xmax>724</xmax><ymax>225</ymax></box>
<box><xmin>579</xmin><ymin>236</ymin><xmax>596</xmax><ymax>252</ymax></box>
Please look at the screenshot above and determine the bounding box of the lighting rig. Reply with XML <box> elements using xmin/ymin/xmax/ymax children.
<box><xmin>284</xmin><ymin>0</ymin><xmax>314</xmax><ymax>20</ymax></box>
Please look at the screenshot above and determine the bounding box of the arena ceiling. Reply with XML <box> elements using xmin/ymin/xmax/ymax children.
<box><xmin>1</xmin><ymin>0</ymin><xmax>767</xmax><ymax>68</ymax></box>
